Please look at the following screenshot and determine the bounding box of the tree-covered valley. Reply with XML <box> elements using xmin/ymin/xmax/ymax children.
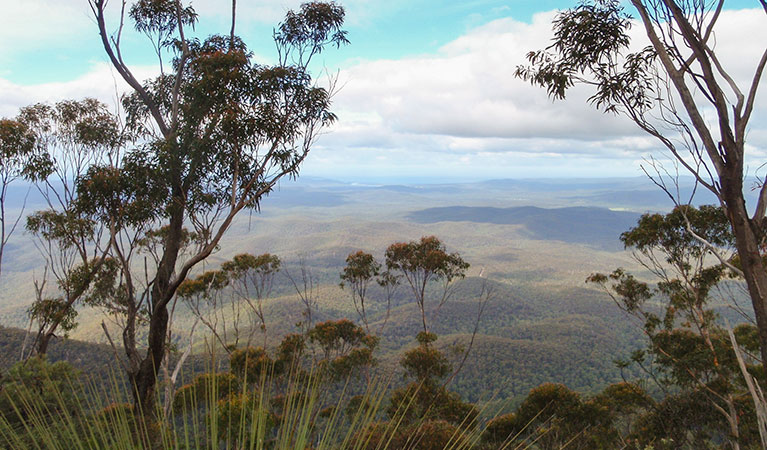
<box><xmin>1</xmin><ymin>176</ymin><xmax>660</xmax><ymax>395</ymax></box>
<box><xmin>0</xmin><ymin>176</ymin><xmax>759</xmax><ymax>448</ymax></box>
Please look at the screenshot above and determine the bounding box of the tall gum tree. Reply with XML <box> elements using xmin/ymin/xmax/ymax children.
<box><xmin>516</xmin><ymin>0</ymin><xmax>767</xmax><ymax>374</ymax></box>
<box><xmin>85</xmin><ymin>0</ymin><xmax>348</xmax><ymax>414</ymax></box>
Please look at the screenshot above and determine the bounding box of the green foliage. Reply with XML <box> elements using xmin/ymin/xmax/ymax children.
<box><xmin>129</xmin><ymin>0</ymin><xmax>197</xmax><ymax>45</ymax></box>
<box><xmin>0</xmin><ymin>117</ymin><xmax>40</xmax><ymax>277</ymax></box>
<box><xmin>515</xmin><ymin>0</ymin><xmax>666</xmax><ymax>118</ymax></box>
<box><xmin>519</xmin><ymin>5</ymin><xmax>767</xmax><ymax>441</ymax></box>
<box><xmin>735</xmin><ymin>323</ymin><xmax>761</xmax><ymax>355</ymax></box>
<box><xmin>372</xmin><ymin>331</ymin><xmax>479</xmax><ymax>448</ymax></box>
<box><xmin>385</xmin><ymin>236</ymin><xmax>469</xmax><ymax>285</ymax></box>
<box><xmin>222</xmin><ymin>253</ymin><xmax>281</xmax><ymax>281</ymax></box>
<box><xmin>215</xmin><ymin>391</ymin><xmax>277</xmax><ymax>446</ymax></box>
<box><xmin>173</xmin><ymin>372</ymin><xmax>239</xmax><ymax>412</ymax></box>
<box><xmin>16</xmin><ymin>98</ymin><xmax>128</xmax><ymax>357</ymax></box>
<box><xmin>309</xmin><ymin>319</ymin><xmax>369</xmax><ymax>355</ymax></box>
<box><xmin>26</xmin><ymin>297</ymin><xmax>78</xmax><ymax>337</ymax></box>
<box><xmin>26</xmin><ymin>210</ymin><xmax>95</xmax><ymax>253</ymax></box>
<box><xmin>341</xmin><ymin>251</ymin><xmax>380</xmax><ymax>288</ymax></box>
<box><xmin>276</xmin><ymin>2</ymin><xmax>349</xmax><ymax>52</ymax></box>
<box><xmin>592</xmin><ymin>381</ymin><xmax>652</xmax><ymax>416</ymax></box>
<box><xmin>75</xmin><ymin>161</ymin><xmax>167</xmax><ymax>228</ymax></box>
<box><xmin>275</xmin><ymin>333</ymin><xmax>306</xmax><ymax>366</ymax></box>
<box><xmin>400</xmin><ymin>341</ymin><xmax>451</xmax><ymax>384</ymax></box>
<box><xmin>587</xmin><ymin>205</ymin><xmax>762</xmax><ymax>448</ymax></box>
<box><xmin>0</xmin><ymin>118</ymin><xmax>38</xmax><ymax>181</ymax></box>
<box><xmin>482</xmin><ymin>383</ymin><xmax>615</xmax><ymax>449</ymax></box>
<box><xmin>307</xmin><ymin>319</ymin><xmax>378</xmax><ymax>380</ymax></box>
<box><xmin>230</xmin><ymin>347</ymin><xmax>272</xmax><ymax>384</ymax></box>
<box><xmin>0</xmin><ymin>358</ymin><xmax>82</xmax><ymax>432</ymax></box>
<box><xmin>1</xmin><ymin>355</ymin><xmax>425</xmax><ymax>450</ymax></box>
<box><xmin>359</xmin><ymin>419</ymin><xmax>464</xmax><ymax>450</ymax></box>
<box><xmin>176</xmin><ymin>269</ymin><xmax>228</xmax><ymax>298</ymax></box>
<box><xmin>628</xmin><ymin>390</ymin><xmax>722</xmax><ymax>448</ymax></box>
<box><xmin>620</xmin><ymin>205</ymin><xmax>732</xmax><ymax>257</ymax></box>
<box><xmin>116</xmin><ymin>12</ymin><xmax>346</xmax><ymax>213</ymax></box>
<box><xmin>339</xmin><ymin>250</ymin><xmax>384</xmax><ymax>330</ymax></box>
<box><xmin>63</xmin><ymin>0</ymin><xmax>352</xmax><ymax>414</ymax></box>
<box><xmin>387</xmin><ymin>382</ymin><xmax>478</xmax><ymax>427</ymax></box>
<box><xmin>385</xmin><ymin>236</ymin><xmax>469</xmax><ymax>332</ymax></box>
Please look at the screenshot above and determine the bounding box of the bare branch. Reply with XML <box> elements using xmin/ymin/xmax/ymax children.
<box><xmin>102</xmin><ymin>321</ymin><xmax>130</xmax><ymax>374</ymax></box>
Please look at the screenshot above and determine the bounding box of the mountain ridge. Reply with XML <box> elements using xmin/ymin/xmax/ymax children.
<box><xmin>407</xmin><ymin>205</ymin><xmax>640</xmax><ymax>250</ymax></box>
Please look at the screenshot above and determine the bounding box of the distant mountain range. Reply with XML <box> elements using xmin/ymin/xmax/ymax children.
<box><xmin>407</xmin><ymin>205</ymin><xmax>641</xmax><ymax>250</ymax></box>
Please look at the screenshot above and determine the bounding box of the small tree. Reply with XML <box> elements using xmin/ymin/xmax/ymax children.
<box><xmin>222</xmin><ymin>253</ymin><xmax>281</xmax><ymax>346</ymax></box>
<box><xmin>307</xmin><ymin>319</ymin><xmax>378</xmax><ymax>380</ymax></box>
<box><xmin>340</xmin><ymin>251</ymin><xmax>380</xmax><ymax>333</ymax></box>
<box><xmin>482</xmin><ymin>383</ymin><xmax>615</xmax><ymax>449</ymax></box>
<box><xmin>0</xmin><ymin>358</ymin><xmax>83</xmax><ymax>441</ymax></box>
<box><xmin>378</xmin><ymin>331</ymin><xmax>478</xmax><ymax>448</ymax></box>
<box><xmin>178</xmin><ymin>252</ymin><xmax>282</xmax><ymax>354</ymax></box>
<box><xmin>384</xmin><ymin>236</ymin><xmax>468</xmax><ymax>333</ymax></box>
<box><xmin>177</xmin><ymin>269</ymin><xmax>231</xmax><ymax>354</ymax></box>
<box><xmin>0</xmin><ymin>118</ymin><xmax>38</xmax><ymax>280</ymax></box>
<box><xmin>19</xmin><ymin>99</ymin><xmax>123</xmax><ymax>357</ymax></box>
<box><xmin>340</xmin><ymin>250</ymin><xmax>399</xmax><ymax>334</ymax></box>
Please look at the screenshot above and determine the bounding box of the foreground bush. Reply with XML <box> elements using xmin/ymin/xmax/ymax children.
<box><xmin>0</xmin><ymin>356</ymin><xmax>489</xmax><ymax>449</ymax></box>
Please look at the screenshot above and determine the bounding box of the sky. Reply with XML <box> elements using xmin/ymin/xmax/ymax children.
<box><xmin>1</xmin><ymin>0</ymin><xmax>766</xmax><ymax>183</ymax></box>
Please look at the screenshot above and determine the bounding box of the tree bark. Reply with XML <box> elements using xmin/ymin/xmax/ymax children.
<box><xmin>721</xmin><ymin>174</ymin><xmax>767</xmax><ymax>369</ymax></box>
<box><xmin>130</xmin><ymin>189</ymin><xmax>184</xmax><ymax>415</ymax></box>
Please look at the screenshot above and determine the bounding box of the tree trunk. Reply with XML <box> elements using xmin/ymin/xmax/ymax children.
<box><xmin>721</xmin><ymin>173</ymin><xmax>767</xmax><ymax>373</ymax></box>
<box><xmin>132</xmin><ymin>305</ymin><xmax>169</xmax><ymax>415</ymax></box>
<box><xmin>37</xmin><ymin>332</ymin><xmax>52</xmax><ymax>356</ymax></box>
<box><xmin>131</xmin><ymin>187</ymin><xmax>185</xmax><ymax>417</ymax></box>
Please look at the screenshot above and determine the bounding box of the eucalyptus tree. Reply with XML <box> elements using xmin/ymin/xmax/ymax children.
<box><xmin>385</xmin><ymin>236</ymin><xmax>469</xmax><ymax>334</ymax></box>
<box><xmin>517</xmin><ymin>0</ymin><xmax>767</xmax><ymax>372</ymax></box>
<box><xmin>0</xmin><ymin>118</ymin><xmax>38</xmax><ymax>279</ymax></box>
<box><xmin>587</xmin><ymin>206</ymin><xmax>757</xmax><ymax>448</ymax></box>
<box><xmin>340</xmin><ymin>250</ymin><xmax>400</xmax><ymax>335</ymax></box>
<box><xmin>340</xmin><ymin>251</ymin><xmax>380</xmax><ymax>333</ymax></box>
<box><xmin>81</xmin><ymin>0</ymin><xmax>348</xmax><ymax>413</ymax></box>
<box><xmin>17</xmin><ymin>99</ymin><xmax>124</xmax><ymax>357</ymax></box>
<box><xmin>222</xmin><ymin>252</ymin><xmax>281</xmax><ymax>346</ymax></box>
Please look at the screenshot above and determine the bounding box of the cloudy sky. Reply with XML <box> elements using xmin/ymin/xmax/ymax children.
<box><xmin>1</xmin><ymin>0</ymin><xmax>765</xmax><ymax>182</ymax></box>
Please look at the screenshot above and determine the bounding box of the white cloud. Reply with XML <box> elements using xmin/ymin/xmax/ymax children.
<box><xmin>191</xmin><ymin>0</ymin><xmax>384</xmax><ymax>28</ymax></box>
<box><xmin>0</xmin><ymin>1</ymin><xmax>90</xmax><ymax>48</ymax></box>
<box><xmin>2</xmin><ymin>5</ymin><xmax>765</xmax><ymax>180</ymax></box>
<box><xmin>319</xmin><ymin>7</ymin><xmax>767</xmax><ymax>175</ymax></box>
<box><xmin>191</xmin><ymin>0</ymin><xmax>304</xmax><ymax>24</ymax></box>
<box><xmin>0</xmin><ymin>0</ymin><xmax>305</xmax><ymax>71</ymax></box>
<box><xmin>0</xmin><ymin>63</ymin><xmax>157</xmax><ymax>118</ymax></box>
<box><xmin>331</xmin><ymin>12</ymin><xmax>640</xmax><ymax>146</ymax></box>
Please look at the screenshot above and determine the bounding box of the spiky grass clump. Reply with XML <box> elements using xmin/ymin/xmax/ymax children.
<box><xmin>0</xmin><ymin>357</ymin><xmax>501</xmax><ymax>449</ymax></box>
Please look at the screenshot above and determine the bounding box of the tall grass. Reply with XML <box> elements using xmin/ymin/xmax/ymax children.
<box><xmin>0</xmin><ymin>358</ymin><xmax>501</xmax><ymax>449</ymax></box>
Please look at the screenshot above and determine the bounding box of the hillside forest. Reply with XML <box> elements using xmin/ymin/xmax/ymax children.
<box><xmin>2</xmin><ymin>0</ymin><xmax>767</xmax><ymax>449</ymax></box>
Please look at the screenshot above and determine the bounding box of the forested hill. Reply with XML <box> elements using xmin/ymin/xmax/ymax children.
<box><xmin>0</xmin><ymin>327</ymin><xmax>118</xmax><ymax>378</ymax></box>
<box><xmin>0</xmin><ymin>326</ymin><xmax>209</xmax><ymax>386</ymax></box>
<box><xmin>407</xmin><ymin>206</ymin><xmax>641</xmax><ymax>250</ymax></box>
